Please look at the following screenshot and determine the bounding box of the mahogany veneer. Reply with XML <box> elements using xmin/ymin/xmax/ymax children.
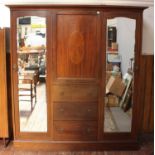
<box><xmin>8</xmin><ymin>4</ymin><xmax>147</xmax><ymax>150</ymax></box>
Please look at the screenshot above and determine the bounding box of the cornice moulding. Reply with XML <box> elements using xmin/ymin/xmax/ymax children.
<box><xmin>1</xmin><ymin>0</ymin><xmax>154</xmax><ymax>7</ymax></box>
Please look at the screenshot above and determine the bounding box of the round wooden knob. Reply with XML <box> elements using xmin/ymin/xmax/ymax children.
<box><xmin>60</xmin><ymin>108</ymin><xmax>64</xmax><ymax>112</ymax></box>
<box><xmin>87</xmin><ymin>109</ymin><xmax>92</xmax><ymax>112</ymax></box>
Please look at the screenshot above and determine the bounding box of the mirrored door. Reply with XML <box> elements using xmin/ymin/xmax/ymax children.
<box><xmin>17</xmin><ymin>16</ymin><xmax>47</xmax><ymax>132</ymax></box>
<box><xmin>104</xmin><ymin>17</ymin><xmax>136</xmax><ymax>133</ymax></box>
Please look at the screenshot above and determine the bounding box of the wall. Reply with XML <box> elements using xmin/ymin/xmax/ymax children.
<box><xmin>142</xmin><ymin>7</ymin><xmax>154</xmax><ymax>54</ymax></box>
<box><xmin>0</xmin><ymin>4</ymin><xmax>10</xmax><ymax>28</ymax></box>
<box><xmin>117</xmin><ymin>18</ymin><xmax>136</xmax><ymax>76</ymax></box>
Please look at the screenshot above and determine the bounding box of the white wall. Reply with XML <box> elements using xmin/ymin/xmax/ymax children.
<box><xmin>142</xmin><ymin>7</ymin><xmax>154</xmax><ymax>54</ymax></box>
<box><xmin>117</xmin><ymin>18</ymin><xmax>136</xmax><ymax>75</ymax></box>
<box><xmin>107</xmin><ymin>18</ymin><xmax>136</xmax><ymax>75</ymax></box>
<box><xmin>107</xmin><ymin>19</ymin><xmax>117</xmax><ymax>27</ymax></box>
<box><xmin>0</xmin><ymin>4</ymin><xmax>10</xmax><ymax>28</ymax></box>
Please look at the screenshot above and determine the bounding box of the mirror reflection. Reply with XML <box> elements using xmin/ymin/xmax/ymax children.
<box><xmin>17</xmin><ymin>16</ymin><xmax>47</xmax><ymax>132</ymax></box>
<box><xmin>104</xmin><ymin>17</ymin><xmax>136</xmax><ymax>132</ymax></box>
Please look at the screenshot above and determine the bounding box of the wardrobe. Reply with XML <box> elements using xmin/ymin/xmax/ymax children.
<box><xmin>8</xmin><ymin>5</ymin><xmax>146</xmax><ymax>150</ymax></box>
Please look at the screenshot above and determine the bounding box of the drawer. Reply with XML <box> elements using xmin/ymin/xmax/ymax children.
<box><xmin>53</xmin><ymin>121</ymin><xmax>97</xmax><ymax>140</ymax></box>
<box><xmin>53</xmin><ymin>102</ymin><xmax>98</xmax><ymax>120</ymax></box>
<box><xmin>52</xmin><ymin>85</ymin><xmax>98</xmax><ymax>102</ymax></box>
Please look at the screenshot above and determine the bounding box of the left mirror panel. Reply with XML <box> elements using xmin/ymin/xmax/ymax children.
<box><xmin>17</xmin><ymin>16</ymin><xmax>47</xmax><ymax>132</ymax></box>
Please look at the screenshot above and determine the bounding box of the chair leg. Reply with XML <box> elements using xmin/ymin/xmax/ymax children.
<box><xmin>34</xmin><ymin>84</ymin><xmax>37</xmax><ymax>103</ymax></box>
<box><xmin>31</xmin><ymin>85</ymin><xmax>33</xmax><ymax>111</ymax></box>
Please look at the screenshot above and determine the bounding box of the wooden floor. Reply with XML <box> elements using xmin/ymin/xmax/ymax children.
<box><xmin>0</xmin><ymin>134</ymin><xmax>153</xmax><ymax>155</ymax></box>
<box><xmin>104</xmin><ymin>107</ymin><xmax>131</xmax><ymax>132</ymax></box>
<box><xmin>19</xmin><ymin>83</ymin><xmax>47</xmax><ymax>132</ymax></box>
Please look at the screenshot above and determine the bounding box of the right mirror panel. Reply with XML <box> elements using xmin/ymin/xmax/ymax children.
<box><xmin>104</xmin><ymin>17</ymin><xmax>136</xmax><ymax>132</ymax></box>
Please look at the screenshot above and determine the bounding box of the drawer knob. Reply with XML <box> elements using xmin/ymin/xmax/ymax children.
<box><xmin>87</xmin><ymin>128</ymin><xmax>91</xmax><ymax>133</ymax></box>
<box><xmin>60</xmin><ymin>92</ymin><xmax>64</xmax><ymax>96</ymax></box>
<box><xmin>88</xmin><ymin>93</ymin><xmax>92</xmax><ymax>96</ymax></box>
<box><xmin>60</xmin><ymin>108</ymin><xmax>64</xmax><ymax>112</ymax></box>
<box><xmin>58</xmin><ymin>128</ymin><xmax>64</xmax><ymax>132</ymax></box>
<box><xmin>87</xmin><ymin>108</ymin><xmax>92</xmax><ymax>112</ymax></box>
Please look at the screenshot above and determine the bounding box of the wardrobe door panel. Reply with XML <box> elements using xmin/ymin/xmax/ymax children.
<box><xmin>104</xmin><ymin>17</ymin><xmax>136</xmax><ymax>133</ymax></box>
<box><xmin>54</xmin><ymin>12</ymin><xmax>100</xmax><ymax>80</ymax></box>
<box><xmin>16</xmin><ymin>16</ymin><xmax>48</xmax><ymax>133</ymax></box>
<box><xmin>51</xmin><ymin>11</ymin><xmax>101</xmax><ymax>140</ymax></box>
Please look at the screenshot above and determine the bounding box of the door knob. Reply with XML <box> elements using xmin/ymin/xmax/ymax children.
<box><xmin>134</xmin><ymin>66</ymin><xmax>139</xmax><ymax>71</ymax></box>
<box><xmin>97</xmin><ymin>11</ymin><xmax>100</xmax><ymax>15</ymax></box>
<box><xmin>13</xmin><ymin>64</ymin><xmax>18</xmax><ymax>72</ymax></box>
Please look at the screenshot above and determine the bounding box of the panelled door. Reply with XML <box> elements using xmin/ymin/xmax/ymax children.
<box><xmin>50</xmin><ymin>10</ymin><xmax>102</xmax><ymax>140</ymax></box>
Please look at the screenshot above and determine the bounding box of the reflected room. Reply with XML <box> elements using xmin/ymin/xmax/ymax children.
<box><xmin>104</xmin><ymin>17</ymin><xmax>136</xmax><ymax>132</ymax></box>
<box><xmin>17</xmin><ymin>16</ymin><xmax>47</xmax><ymax>132</ymax></box>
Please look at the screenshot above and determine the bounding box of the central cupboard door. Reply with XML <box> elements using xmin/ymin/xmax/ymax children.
<box><xmin>51</xmin><ymin>11</ymin><xmax>102</xmax><ymax>140</ymax></box>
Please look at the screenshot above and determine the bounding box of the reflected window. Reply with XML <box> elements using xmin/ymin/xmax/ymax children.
<box><xmin>17</xmin><ymin>16</ymin><xmax>47</xmax><ymax>132</ymax></box>
<box><xmin>104</xmin><ymin>17</ymin><xmax>136</xmax><ymax>132</ymax></box>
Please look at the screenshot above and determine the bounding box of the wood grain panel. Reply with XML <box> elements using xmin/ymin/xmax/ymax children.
<box><xmin>53</xmin><ymin>121</ymin><xmax>97</xmax><ymax>140</ymax></box>
<box><xmin>140</xmin><ymin>55</ymin><xmax>154</xmax><ymax>133</ymax></box>
<box><xmin>51</xmin><ymin>11</ymin><xmax>101</xmax><ymax>141</ymax></box>
<box><xmin>56</xmin><ymin>13</ymin><xmax>99</xmax><ymax>78</ymax></box>
<box><xmin>0</xmin><ymin>29</ymin><xmax>9</xmax><ymax>138</ymax></box>
<box><xmin>52</xmin><ymin>85</ymin><xmax>98</xmax><ymax>102</ymax></box>
<box><xmin>53</xmin><ymin>102</ymin><xmax>98</xmax><ymax>120</ymax></box>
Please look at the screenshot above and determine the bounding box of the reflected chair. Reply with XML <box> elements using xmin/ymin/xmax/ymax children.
<box><xmin>18</xmin><ymin>72</ymin><xmax>37</xmax><ymax>111</ymax></box>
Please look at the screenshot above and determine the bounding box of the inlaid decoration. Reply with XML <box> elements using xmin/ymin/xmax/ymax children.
<box><xmin>68</xmin><ymin>31</ymin><xmax>85</xmax><ymax>65</ymax></box>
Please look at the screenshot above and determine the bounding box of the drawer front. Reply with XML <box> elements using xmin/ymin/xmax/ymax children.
<box><xmin>53</xmin><ymin>102</ymin><xmax>98</xmax><ymax>120</ymax></box>
<box><xmin>53</xmin><ymin>121</ymin><xmax>97</xmax><ymax>140</ymax></box>
<box><xmin>52</xmin><ymin>85</ymin><xmax>98</xmax><ymax>102</ymax></box>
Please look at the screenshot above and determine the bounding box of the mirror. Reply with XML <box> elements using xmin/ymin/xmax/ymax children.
<box><xmin>104</xmin><ymin>17</ymin><xmax>136</xmax><ymax>132</ymax></box>
<box><xmin>17</xmin><ymin>16</ymin><xmax>47</xmax><ymax>132</ymax></box>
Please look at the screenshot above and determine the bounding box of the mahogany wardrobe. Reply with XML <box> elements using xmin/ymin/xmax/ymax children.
<box><xmin>8</xmin><ymin>4</ymin><xmax>146</xmax><ymax>150</ymax></box>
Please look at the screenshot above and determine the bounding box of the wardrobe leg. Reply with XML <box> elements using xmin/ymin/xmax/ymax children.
<box><xmin>3</xmin><ymin>138</ymin><xmax>6</xmax><ymax>147</ymax></box>
<box><xmin>3</xmin><ymin>138</ymin><xmax>9</xmax><ymax>147</ymax></box>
